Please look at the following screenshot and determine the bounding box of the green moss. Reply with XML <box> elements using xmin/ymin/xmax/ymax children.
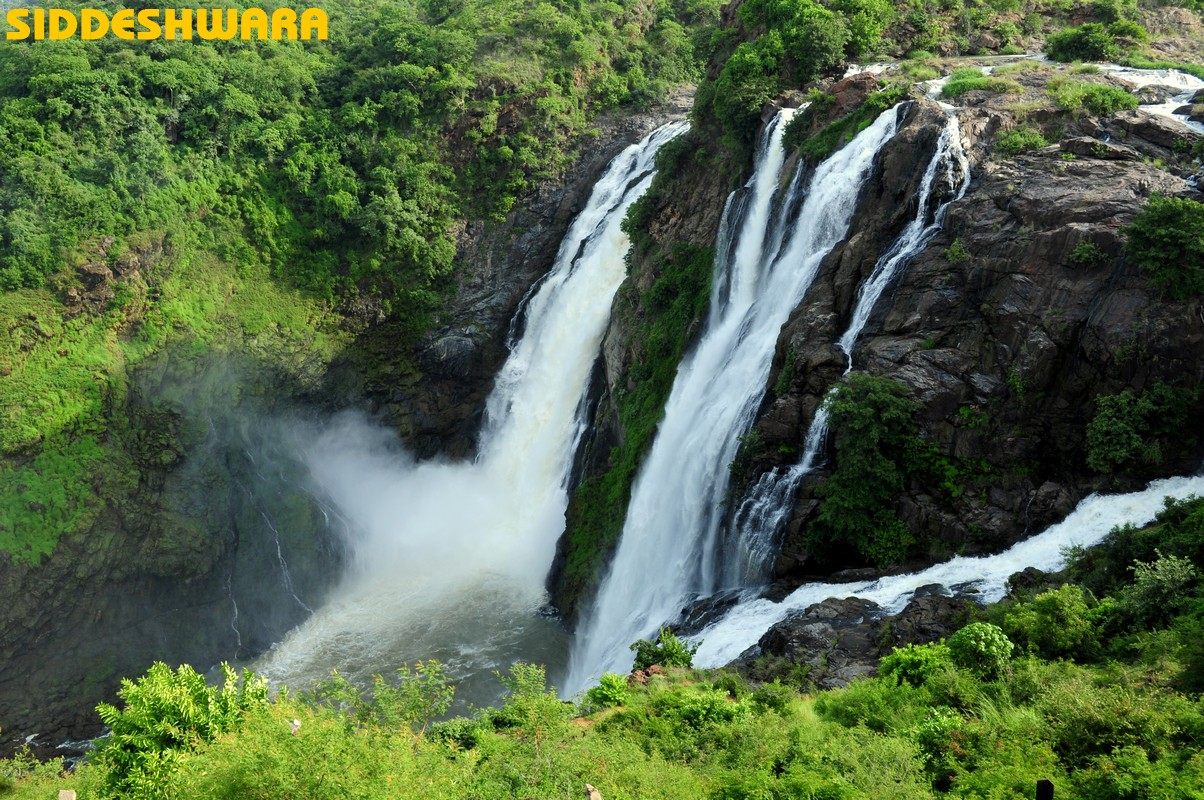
<box><xmin>560</xmin><ymin>241</ymin><xmax>715</xmax><ymax>612</ymax></box>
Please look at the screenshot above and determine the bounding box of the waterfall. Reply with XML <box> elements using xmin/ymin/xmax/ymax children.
<box><xmin>251</xmin><ymin>121</ymin><xmax>686</xmax><ymax>702</ymax></box>
<box><xmin>565</xmin><ymin>106</ymin><xmax>905</xmax><ymax>692</ymax></box>
<box><xmin>693</xmin><ymin>472</ymin><xmax>1204</xmax><ymax>666</ymax></box>
<box><xmin>730</xmin><ymin>112</ymin><xmax>972</xmax><ymax>573</ymax></box>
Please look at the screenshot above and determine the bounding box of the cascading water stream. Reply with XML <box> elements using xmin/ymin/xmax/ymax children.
<box><xmin>251</xmin><ymin>122</ymin><xmax>686</xmax><ymax>702</ymax></box>
<box><xmin>729</xmin><ymin>113</ymin><xmax>972</xmax><ymax>569</ymax></box>
<box><xmin>565</xmin><ymin>106</ymin><xmax>905</xmax><ymax>692</ymax></box>
<box><xmin>694</xmin><ymin>472</ymin><xmax>1204</xmax><ymax>666</ymax></box>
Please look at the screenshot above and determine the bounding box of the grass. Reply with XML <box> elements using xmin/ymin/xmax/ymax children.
<box><xmin>1048</xmin><ymin>79</ymin><xmax>1139</xmax><ymax>115</ymax></box>
<box><xmin>940</xmin><ymin>70</ymin><xmax>1024</xmax><ymax>99</ymax></box>
<box><xmin>1119</xmin><ymin>56</ymin><xmax>1204</xmax><ymax>81</ymax></box>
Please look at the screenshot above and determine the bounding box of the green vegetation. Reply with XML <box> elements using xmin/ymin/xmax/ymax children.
<box><xmin>947</xmin><ymin>622</ymin><xmax>1014</xmax><ymax>679</ymax></box>
<box><xmin>0</xmin><ymin>0</ymin><xmax>721</xmax><ymax>562</ymax></box>
<box><xmin>702</xmin><ymin>0</ymin><xmax>898</xmax><ymax>148</ymax></box>
<box><xmin>1117</xmin><ymin>55</ymin><xmax>1204</xmax><ymax>81</ymax></box>
<box><xmin>940</xmin><ymin>68</ymin><xmax>1022</xmax><ymax>99</ymax></box>
<box><xmin>94</xmin><ymin>662</ymin><xmax>268</xmax><ymax>798</ymax></box>
<box><xmin>1048</xmin><ymin>79</ymin><xmax>1139</xmax><ymax>115</ymax></box>
<box><xmin>1068</xmin><ymin>240</ymin><xmax>1107</xmax><ymax>268</ymax></box>
<box><xmin>808</xmin><ymin>375</ymin><xmax>919</xmax><ymax>566</ymax></box>
<box><xmin>1044</xmin><ymin>21</ymin><xmax>1147</xmax><ymax>62</ymax></box>
<box><xmin>1086</xmin><ymin>382</ymin><xmax>1202</xmax><ymax>473</ymax></box>
<box><xmin>1125</xmin><ymin>196</ymin><xmax>1204</xmax><ymax>301</ymax></box>
<box><xmin>631</xmin><ymin>627</ymin><xmax>699</xmax><ymax>671</ymax></box>
<box><xmin>585</xmin><ymin>673</ymin><xmax>630</xmax><ymax>710</ymax></box>
<box><xmin>995</xmin><ymin>126</ymin><xmax>1050</xmax><ymax>157</ymax></box>
<box><xmin>943</xmin><ymin>239</ymin><xmax>970</xmax><ymax>264</ymax></box>
<box><xmin>5</xmin><ymin>499</ymin><xmax>1204</xmax><ymax>799</ymax></box>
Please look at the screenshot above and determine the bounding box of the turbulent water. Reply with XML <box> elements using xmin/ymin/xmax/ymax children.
<box><xmin>693</xmin><ymin>472</ymin><xmax>1204</xmax><ymax>666</ymax></box>
<box><xmin>252</xmin><ymin>122</ymin><xmax>686</xmax><ymax>704</ymax></box>
<box><xmin>566</xmin><ymin>106</ymin><xmax>909</xmax><ymax>692</ymax></box>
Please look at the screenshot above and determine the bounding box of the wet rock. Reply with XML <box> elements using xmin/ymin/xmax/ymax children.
<box><xmin>1060</xmin><ymin>136</ymin><xmax>1141</xmax><ymax>161</ymax></box>
<box><xmin>676</xmin><ymin>589</ymin><xmax>743</xmax><ymax>636</ymax></box>
<box><xmin>1109</xmin><ymin>109</ymin><xmax>1201</xmax><ymax>150</ymax></box>
<box><xmin>1135</xmin><ymin>85</ymin><xmax>1180</xmax><ymax>105</ymax></box>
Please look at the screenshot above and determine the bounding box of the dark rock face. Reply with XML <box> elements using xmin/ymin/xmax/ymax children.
<box><xmin>0</xmin><ymin>349</ymin><xmax>343</xmax><ymax>758</ymax></box>
<box><xmin>748</xmin><ymin>97</ymin><xmax>1204</xmax><ymax>584</ymax></box>
<box><xmin>739</xmin><ymin>591</ymin><xmax>974</xmax><ymax>689</ymax></box>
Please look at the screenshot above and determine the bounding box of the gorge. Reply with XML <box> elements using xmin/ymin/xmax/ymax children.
<box><xmin>2</xmin><ymin>3</ymin><xmax>1204</xmax><ymax>786</ymax></box>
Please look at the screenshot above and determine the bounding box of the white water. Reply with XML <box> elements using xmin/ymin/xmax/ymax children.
<box><xmin>694</xmin><ymin>473</ymin><xmax>1204</xmax><ymax>666</ymax></box>
<box><xmin>566</xmin><ymin>106</ymin><xmax>905</xmax><ymax>692</ymax></box>
<box><xmin>1099</xmin><ymin>65</ymin><xmax>1204</xmax><ymax>134</ymax></box>
<box><xmin>730</xmin><ymin>112</ymin><xmax>972</xmax><ymax>583</ymax></box>
<box><xmin>252</xmin><ymin>122</ymin><xmax>686</xmax><ymax>700</ymax></box>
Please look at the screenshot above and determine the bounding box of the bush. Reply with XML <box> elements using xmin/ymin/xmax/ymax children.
<box><xmin>879</xmin><ymin>642</ymin><xmax>954</xmax><ymax>687</ymax></box>
<box><xmin>1086</xmin><ymin>382</ymin><xmax>1199</xmax><ymax>473</ymax></box>
<box><xmin>1069</xmin><ymin>241</ymin><xmax>1107</xmax><ymax>268</ymax></box>
<box><xmin>941</xmin><ymin>75</ymin><xmax>1023</xmax><ymax>99</ymax></box>
<box><xmin>1050</xmin><ymin>80</ymin><xmax>1138</xmax><ymax>115</ymax></box>
<box><xmin>948</xmin><ymin>623</ymin><xmax>1014</xmax><ymax>679</ymax></box>
<box><xmin>808</xmin><ymin>374</ymin><xmax>921</xmax><ymax>567</ymax></box>
<box><xmin>945</xmin><ymin>239</ymin><xmax>970</xmax><ymax>263</ymax></box>
<box><xmin>1003</xmin><ymin>585</ymin><xmax>1102</xmax><ymax>660</ymax></box>
<box><xmin>1125</xmin><ymin>196</ymin><xmax>1204</xmax><ymax>300</ymax></box>
<box><xmin>631</xmin><ymin>627</ymin><xmax>699</xmax><ymax>670</ymax></box>
<box><xmin>94</xmin><ymin>662</ymin><xmax>268</xmax><ymax>798</ymax></box>
<box><xmin>586</xmin><ymin>673</ymin><xmax>630</xmax><ymax>709</ymax></box>
<box><xmin>1046</xmin><ymin>23</ymin><xmax>1120</xmax><ymax>62</ymax></box>
<box><xmin>996</xmin><ymin>126</ymin><xmax>1050</xmax><ymax>156</ymax></box>
<box><xmin>1117</xmin><ymin>551</ymin><xmax>1199</xmax><ymax>629</ymax></box>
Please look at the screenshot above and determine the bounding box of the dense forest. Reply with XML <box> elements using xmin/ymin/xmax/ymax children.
<box><xmin>3</xmin><ymin>0</ymin><xmax>1204</xmax><ymax>796</ymax></box>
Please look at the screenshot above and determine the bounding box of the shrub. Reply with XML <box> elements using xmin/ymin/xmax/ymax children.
<box><xmin>1117</xmin><ymin>551</ymin><xmax>1199</xmax><ymax>629</ymax></box>
<box><xmin>1050</xmin><ymin>80</ymin><xmax>1138</xmax><ymax>115</ymax></box>
<box><xmin>944</xmin><ymin>239</ymin><xmax>970</xmax><ymax>263</ymax></box>
<box><xmin>879</xmin><ymin>642</ymin><xmax>954</xmax><ymax>687</ymax></box>
<box><xmin>1045</xmin><ymin>23</ymin><xmax>1120</xmax><ymax>62</ymax></box>
<box><xmin>1086</xmin><ymin>383</ymin><xmax>1199</xmax><ymax>473</ymax></box>
<box><xmin>1003</xmin><ymin>584</ymin><xmax>1102</xmax><ymax>660</ymax></box>
<box><xmin>94</xmin><ymin>663</ymin><xmax>268</xmax><ymax>798</ymax></box>
<box><xmin>947</xmin><ymin>622</ymin><xmax>1014</xmax><ymax>679</ymax></box>
<box><xmin>1069</xmin><ymin>241</ymin><xmax>1106</xmax><ymax>268</ymax></box>
<box><xmin>586</xmin><ymin>672</ymin><xmax>630</xmax><ymax>709</ymax></box>
<box><xmin>1092</xmin><ymin>0</ymin><xmax>1137</xmax><ymax>22</ymax></box>
<box><xmin>1107</xmin><ymin>18</ymin><xmax>1149</xmax><ymax>45</ymax></box>
<box><xmin>631</xmin><ymin>627</ymin><xmax>699</xmax><ymax>670</ymax></box>
<box><xmin>750</xmin><ymin>680</ymin><xmax>796</xmax><ymax>713</ymax></box>
<box><xmin>996</xmin><ymin>126</ymin><xmax>1049</xmax><ymax>156</ymax></box>
<box><xmin>1125</xmin><ymin>196</ymin><xmax>1204</xmax><ymax>300</ymax></box>
<box><xmin>941</xmin><ymin>75</ymin><xmax>1023</xmax><ymax>99</ymax></box>
<box><xmin>809</xmin><ymin>375</ymin><xmax>921</xmax><ymax>567</ymax></box>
